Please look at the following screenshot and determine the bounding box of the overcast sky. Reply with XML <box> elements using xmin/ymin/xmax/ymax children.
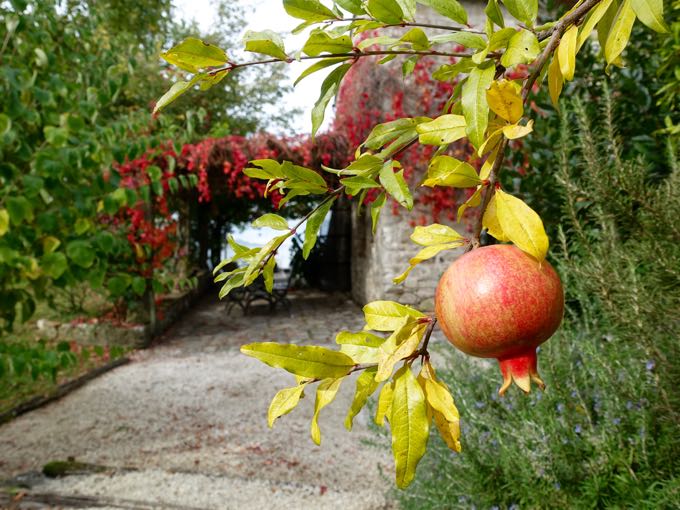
<box><xmin>173</xmin><ymin>0</ymin><xmax>329</xmax><ymax>134</ymax></box>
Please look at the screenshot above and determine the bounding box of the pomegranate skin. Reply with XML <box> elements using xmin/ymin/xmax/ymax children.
<box><xmin>435</xmin><ymin>245</ymin><xmax>564</xmax><ymax>394</ymax></box>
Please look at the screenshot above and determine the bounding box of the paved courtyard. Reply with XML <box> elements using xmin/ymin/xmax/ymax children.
<box><xmin>0</xmin><ymin>291</ymin><xmax>398</xmax><ymax>509</ymax></box>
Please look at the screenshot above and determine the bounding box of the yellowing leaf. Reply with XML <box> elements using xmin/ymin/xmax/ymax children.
<box><xmin>577</xmin><ymin>0</ymin><xmax>614</xmax><ymax>50</ymax></box>
<box><xmin>411</xmin><ymin>223</ymin><xmax>463</xmax><ymax>246</ymax></box>
<box><xmin>345</xmin><ymin>367</ymin><xmax>380</xmax><ymax>430</ymax></box>
<box><xmin>462</xmin><ymin>64</ymin><xmax>496</xmax><ymax>150</ymax></box>
<box><xmin>393</xmin><ymin>243</ymin><xmax>464</xmax><ymax>284</ymax></box>
<box><xmin>631</xmin><ymin>0</ymin><xmax>668</xmax><ymax>33</ymax></box>
<box><xmin>480</xmin><ymin>143</ymin><xmax>501</xmax><ymax>180</ymax></box>
<box><xmin>557</xmin><ymin>25</ymin><xmax>578</xmax><ymax>81</ymax></box>
<box><xmin>153</xmin><ymin>77</ymin><xmax>201</xmax><ymax>114</ymax></box>
<box><xmin>482</xmin><ymin>193</ymin><xmax>510</xmax><ymax>242</ymax></box>
<box><xmin>375</xmin><ymin>381</ymin><xmax>394</xmax><ymax>426</ymax></box>
<box><xmin>548</xmin><ymin>54</ymin><xmax>564</xmax><ymax>109</ymax></box>
<box><xmin>416</xmin><ymin>114</ymin><xmax>467</xmax><ymax>145</ymax></box>
<box><xmin>268</xmin><ymin>385</ymin><xmax>305</xmax><ymax>428</ymax></box>
<box><xmin>391</xmin><ymin>365</ymin><xmax>430</xmax><ymax>489</ymax></box>
<box><xmin>500</xmin><ymin>29</ymin><xmax>540</xmax><ymax>68</ymax></box>
<box><xmin>486</xmin><ymin>80</ymin><xmax>523</xmax><ymax>123</ymax></box>
<box><xmin>502</xmin><ymin>119</ymin><xmax>534</xmax><ymax>139</ymax></box>
<box><xmin>422</xmin><ymin>156</ymin><xmax>481</xmax><ymax>188</ymax></box>
<box><xmin>605</xmin><ymin>0</ymin><xmax>636</xmax><ymax>65</ymax></box>
<box><xmin>241</xmin><ymin>343</ymin><xmax>355</xmax><ymax>379</ymax></box>
<box><xmin>457</xmin><ymin>186</ymin><xmax>483</xmax><ymax>222</ymax></box>
<box><xmin>495</xmin><ymin>188</ymin><xmax>549</xmax><ymax>261</ymax></box>
<box><xmin>376</xmin><ymin>323</ymin><xmax>426</xmax><ymax>382</ymax></box>
<box><xmin>311</xmin><ymin>377</ymin><xmax>344</xmax><ymax>445</ymax></box>
<box><xmin>252</xmin><ymin>213</ymin><xmax>290</xmax><ymax>230</ymax></box>
<box><xmin>363</xmin><ymin>301</ymin><xmax>425</xmax><ymax>331</ymax></box>
<box><xmin>161</xmin><ymin>37</ymin><xmax>228</xmax><ymax>73</ymax></box>
<box><xmin>0</xmin><ymin>209</ymin><xmax>9</xmax><ymax>237</ymax></box>
<box><xmin>432</xmin><ymin>409</ymin><xmax>462</xmax><ymax>452</ymax></box>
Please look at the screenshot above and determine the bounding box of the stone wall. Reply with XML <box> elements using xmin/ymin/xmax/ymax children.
<box><xmin>349</xmin><ymin>2</ymin><xmax>484</xmax><ymax>311</ymax></box>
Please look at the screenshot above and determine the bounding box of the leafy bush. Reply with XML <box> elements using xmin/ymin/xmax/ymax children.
<box><xmin>393</xmin><ymin>95</ymin><xmax>680</xmax><ymax>508</ymax></box>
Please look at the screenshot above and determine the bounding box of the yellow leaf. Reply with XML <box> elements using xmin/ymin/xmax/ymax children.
<box><xmin>310</xmin><ymin>377</ymin><xmax>344</xmax><ymax>445</ymax></box>
<box><xmin>457</xmin><ymin>186</ymin><xmax>483</xmax><ymax>222</ymax></box>
<box><xmin>495</xmin><ymin>188</ymin><xmax>549</xmax><ymax>261</ymax></box>
<box><xmin>477</xmin><ymin>126</ymin><xmax>504</xmax><ymax>157</ymax></box>
<box><xmin>410</xmin><ymin>223</ymin><xmax>463</xmax><ymax>246</ymax></box>
<box><xmin>363</xmin><ymin>301</ymin><xmax>425</xmax><ymax>331</ymax></box>
<box><xmin>376</xmin><ymin>323</ymin><xmax>426</xmax><ymax>382</ymax></box>
<box><xmin>422</xmin><ymin>156</ymin><xmax>481</xmax><ymax>188</ymax></box>
<box><xmin>605</xmin><ymin>0</ymin><xmax>636</xmax><ymax>65</ymax></box>
<box><xmin>557</xmin><ymin>25</ymin><xmax>578</xmax><ymax>81</ymax></box>
<box><xmin>241</xmin><ymin>343</ymin><xmax>355</xmax><ymax>379</ymax></box>
<box><xmin>486</xmin><ymin>80</ymin><xmax>523</xmax><ymax>123</ymax></box>
<box><xmin>391</xmin><ymin>365</ymin><xmax>430</xmax><ymax>489</ymax></box>
<box><xmin>502</xmin><ymin>119</ymin><xmax>534</xmax><ymax>139</ymax></box>
<box><xmin>480</xmin><ymin>144</ymin><xmax>501</xmax><ymax>181</ymax></box>
<box><xmin>432</xmin><ymin>410</ymin><xmax>462</xmax><ymax>452</ymax></box>
<box><xmin>393</xmin><ymin>242</ymin><xmax>464</xmax><ymax>284</ymax></box>
<box><xmin>548</xmin><ymin>54</ymin><xmax>564</xmax><ymax>109</ymax></box>
<box><xmin>482</xmin><ymin>193</ymin><xmax>510</xmax><ymax>242</ymax></box>
<box><xmin>268</xmin><ymin>385</ymin><xmax>305</xmax><ymax>428</ymax></box>
<box><xmin>0</xmin><ymin>209</ymin><xmax>9</xmax><ymax>237</ymax></box>
<box><xmin>345</xmin><ymin>367</ymin><xmax>380</xmax><ymax>431</ymax></box>
<box><xmin>336</xmin><ymin>330</ymin><xmax>384</xmax><ymax>363</ymax></box>
<box><xmin>631</xmin><ymin>0</ymin><xmax>669</xmax><ymax>33</ymax></box>
<box><xmin>577</xmin><ymin>0</ymin><xmax>614</xmax><ymax>50</ymax></box>
<box><xmin>375</xmin><ymin>381</ymin><xmax>394</xmax><ymax>426</ymax></box>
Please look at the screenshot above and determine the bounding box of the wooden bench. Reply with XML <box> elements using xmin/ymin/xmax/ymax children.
<box><xmin>225</xmin><ymin>271</ymin><xmax>292</xmax><ymax>315</ymax></box>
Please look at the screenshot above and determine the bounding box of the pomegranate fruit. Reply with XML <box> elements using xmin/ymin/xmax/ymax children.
<box><xmin>435</xmin><ymin>245</ymin><xmax>564</xmax><ymax>395</ymax></box>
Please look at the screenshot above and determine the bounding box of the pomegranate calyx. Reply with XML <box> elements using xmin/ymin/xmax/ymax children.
<box><xmin>497</xmin><ymin>350</ymin><xmax>546</xmax><ymax>396</ymax></box>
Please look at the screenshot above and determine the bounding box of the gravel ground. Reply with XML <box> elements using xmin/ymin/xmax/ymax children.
<box><xmin>0</xmin><ymin>292</ymin><xmax>397</xmax><ymax>510</ymax></box>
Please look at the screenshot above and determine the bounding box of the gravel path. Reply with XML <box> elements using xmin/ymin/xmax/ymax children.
<box><xmin>0</xmin><ymin>292</ymin><xmax>395</xmax><ymax>509</ymax></box>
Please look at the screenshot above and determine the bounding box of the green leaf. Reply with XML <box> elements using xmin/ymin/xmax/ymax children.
<box><xmin>268</xmin><ymin>385</ymin><xmax>305</xmax><ymax>428</ymax></box>
<box><xmin>312</xmin><ymin>63</ymin><xmax>352</xmax><ymax>138</ymax></box>
<box><xmin>241</xmin><ymin>343</ymin><xmax>355</xmax><ymax>379</ymax></box>
<box><xmin>6</xmin><ymin>197</ymin><xmax>33</xmax><ymax>225</ymax></box>
<box><xmin>153</xmin><ymin>76</ymin><xmax>201</xmax><ymax>114</ymax></box>
<box><xmin>367</xmin><ymin>0</ymin><xmax>405</xmax><ymax>23</ymax></box>
<box><xmin>363</xmin><ymin>300</ymin><xmax>425</xmax><ymax>331</ymax></box>
<box><xmin>244</xmin><ymin>30</ymin><xmax>288</xmax><ymax>60</ymax></box>
<box><xmin>500</xmin><ymin>29</ymin><xmax>540</xmax><ymax>68</ymax></box>
<box><xmin>495</xmin><ymin>188</ymin><xmax>549</xmax><ymax>261</ymax></box>
<box><xmin>161</xmin><ymin>37</ymin><xmax>228</xmax><ymax>73</ymax></box>
<box><xmin>485</xmin><ymin>0</ymin><xmax>505</xmax><ymax>27</ymax></box>
<box><xmin>399</xmin><ymin>28</ymin><xmax>430</xmax><ymax>50</ymax></box>
<box><xmin>44</xmin><ymin>126</ymin><xmax>68</xmax><ymax>147</ymax></box>
<box><xmin>294</xmin><ymin>57</ymin><xmax>351</xmax><ymax>86</ymax></box>
<box><xmin>488</xmin><ymin>27</ymin><xmax>517</xmax><ymax>51</ymax></box>
<box><xmin>379</xmin><ymin>162</ymin><xmax>413</xmax><ymax>210</ymax></box>
<box><xmin>311</xmin><ymin>377</ymin><xmax>344</xmax><ymax>445</ymax></box>
<box><xmin>65</xmin><ymin>240</ymin><xmax>95</xmax><ymax>268</ymax></box>
<box><xmin>303</xmin><ymin>196</ymin><xmax>337</xmax><ymax>259</ymax></box>
<box><xmin>411</xmin><ymin>223</ymin><xmax>463</xmax><ymax>246</ymax></box>
<box><xmin>417</xmin><ymin>0</ymin><xmax>467</xmax><ymax>24</ymax></box>
<box><xmin>0</xmin><ymin>209</ymin><xmax>9</xmax><ymax>236</ymax></box>
<box><xmin>363</xmin><ymin>117</ymin><xmax>424</xmax><ymax>150</ymax></box>
<box><xmin>416</xmin><ymin>114</ymin><xmax>467</xmax><ymax>145</ymax></box>
<box><xmin>335</xmin><ymin>0</ymin><xmax>365</xmax><ymax>15</ymax></box>
<box><xmin>131</xmin><ymin>277</ymin><xmax>146</xmax><ymax>296</ymax></box>
<box><xmin>0</xmin><ymin>113</ymin><xmax>11</xmax><ymax>137</ymax></box>
<box><xmin>302</xmin><ymin>29</ymin><xmax>353</xmax><ymax>56</ymax></box>
<box><xmin>370</xmin><ymin>192</ymin><xmax>386</xmax><ymax>234</ymax></box>
<box><xmin>375</xmin><ymin>381</ymin><xmax>395</xmax><ymax>426</ymax></box>
<box><xmin>501</xmin><ymin>0</ymin><xmax>538</xmax><ymax>27</ymax></box>
<box><xmin>430</xmin><ymin>32</ymin><xmax>486</xmax><ymax>50</ymax></box>
<box><xmin>284</xmin><ymin>0</ymin><xmax>339</xmax><ymax>21</ymax></box>
<box><xmin>341</xmin><ymin>176</ymin><xmax>381</xmax><ymax>195</ymax></box>
<box><xmin>422</xmin><ymin>156</ymin><xmax>480</xmax><ymax>188</ymax></box>
<box><xmin>630</xmin><ymin>0</ymin><xmax>668</xmax><ymax>33</ymax></box>
<box><xmin>337</xmin><ymin>331</ymin><xmax>384</xmax><ymax>363</ymax></box>
<box><xmin>41</xmin><ymin>252</ymin><xmax>68</xmax><ymax>279</ymax></box>
<box><xmin>391</xmin><ymin>365</ymin><xmax>430</xmax><ymax>489</ymax></box>
<box><xmin>345</xmin><ymin>368</ymin><xmax>381</xmax><ymax>431</ymax></box>
<box><xmin>107</xmin><ymin>274</ymin><xmax>131</xmax><ymax>296</ymax></box>
<box><xmin>462</xmin><ymin>64</ymin><xmax>495</xmax><ymax>150</ymax></box>
<box><xmin>432</xmin><ymin>58</ymin><xmax>475</xmax><ymax>82</ymax></box>
<box><xmin>605</xmin><ymin>0</ymin><xmax>636</xmax><ymax>65</ymax></box>
<box><xmin>263</xmin><ymin>256</ymin><xmax>276</xmax><ymax>293</ymax></box>
<box><xmin>252</xmin><ymin>213</ymin><xmax>290</xmax><ymax>231</ymax></box>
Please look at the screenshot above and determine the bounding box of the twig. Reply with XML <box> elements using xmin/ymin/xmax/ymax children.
<box><xmin>470</xmin><ymin>0</ymin><xmax>604</xmax><ymax>247</ymax></box>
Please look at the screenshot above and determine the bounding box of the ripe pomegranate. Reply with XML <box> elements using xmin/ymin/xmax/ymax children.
<box><xmin>435</xmin><ymin>245</ymin><xmax>564</xmax><ymax>395</ymax></box>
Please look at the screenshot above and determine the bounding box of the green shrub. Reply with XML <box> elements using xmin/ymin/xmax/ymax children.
<box><xmin>392</xmin><ymin>95</ymin><xmax>680</xmax><ymax>509</ymax></box>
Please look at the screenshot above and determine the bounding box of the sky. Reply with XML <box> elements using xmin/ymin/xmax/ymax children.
<box><xmin>173</xmin><ymin>0</ymin><xmax>332</xmax><ymax>267</ymax></box>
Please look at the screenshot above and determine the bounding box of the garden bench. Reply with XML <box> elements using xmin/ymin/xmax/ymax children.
<box><xmin>225</xmin><ymin>271</ymin><xmax>292</xmax><ymax>315</ymax></box>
